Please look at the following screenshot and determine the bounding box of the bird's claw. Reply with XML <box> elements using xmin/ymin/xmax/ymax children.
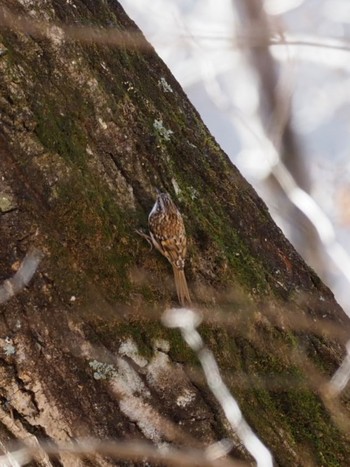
<box><xmin>135</xmin><ymin>229</ymin><xmax>153</xmax><ymax>250</ymax></box>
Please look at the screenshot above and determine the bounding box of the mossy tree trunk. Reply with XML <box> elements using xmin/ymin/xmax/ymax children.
<box><xmin>0</xmin><ymin>1</ymin><xmax>349</xmax><ymax>466</ymax></box>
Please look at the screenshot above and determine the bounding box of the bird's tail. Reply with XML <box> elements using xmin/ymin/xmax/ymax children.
<box><xmin>173</xmin><ymin>266</ymin><xmax>191</xmax><ymax>306</ymax></box>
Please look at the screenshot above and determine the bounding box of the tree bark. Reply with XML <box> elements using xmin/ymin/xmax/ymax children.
<box><xmin>0</xmin><ymin>1</ymin><xmax>349</xmax><ymax>466</ymax></box>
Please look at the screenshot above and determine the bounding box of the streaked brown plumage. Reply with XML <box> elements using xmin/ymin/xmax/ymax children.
<box><xmin>147</xmin><ymin>191</ymin><xmax>191</xmax><ymax>306</ymax></box>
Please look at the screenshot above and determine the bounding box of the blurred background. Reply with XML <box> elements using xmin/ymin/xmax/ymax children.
<box><xmin>120</xmin><ymin>0</ymin><xmax>350</xmax><ymax>315</ymax></box>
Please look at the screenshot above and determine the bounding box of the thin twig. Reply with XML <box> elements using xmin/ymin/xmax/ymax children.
<box><xmin>0</xmin><ymin>439</ymin><xmax>244</xmax><ymax>467</ymax></box>
<box><xmin>162</xmin><ymin>308</ymin><xmax>273</xmax><ymax>467</ymax></box>
<box><xmin>0</xmin><ymin>247</ymin><xmax>44</xmax><ymax>304</ymax></box>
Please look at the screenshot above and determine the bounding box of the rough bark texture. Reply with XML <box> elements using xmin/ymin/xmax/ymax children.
<box><xmin>0</xmin><ymin>1</ymin><xmax>350</xmax><ymax>466</ymax></box>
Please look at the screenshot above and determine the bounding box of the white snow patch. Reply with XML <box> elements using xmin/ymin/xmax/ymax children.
<box><xmin>17</xmin><ymin>0</ymin><xmax>41</xmax><ymax>6</ymax></box>
<box><xmin>176</xmin><ymin>389</ymin><xmax>195</xmax><ymax>408</ymax></box>
<box><xmin>101</xmin><ymin>61</ymin><xmax>109</xmax><ymax>71</ymax></box>
<box><xmin>119</xmin><ymin>397</ymin><xmax>162</xmax><ymax>443</ymax></box>
<box><xmin>124</xmin><ymin>81</ymin><xmax>135</xmax><ymax>92</ymax></box>
<box><xmin>49</xmin><ymin>25</ymin><xmax>65</xmax><ymax>47</ymax></box>
<box><xmin>188</xmin><ymin>186</ymin><xmax>199</xmax><ymax>200</ymax></box>
<box><xmin>88</xmin><ymin>338</ymin><xmax>179</xmax><ymax>444</ymax></box>
<box><xmin>88</xmin><ymin>77</ymin><xmax>99</xmax><ymax>91</ymax></box>
<box><xmin>66</xmin><ymin>0</ymin><xmax>77</xmax><ymax>7</ymax></box>
<box><xmin>98</xmin><ymin>117</ymin><xmax>108</xmax><ymax>130</ymax></box>
<box><xmin>146</xmin><ymin>350</ymin><xmax>171</xmax><ymax>386</ymax></box>
<box><xmin>153</xmin><ymin>338</ymin><xmax>170</xmax><ymax>353</ymax></box>
<box><xmin>115</xmin><ymin>357</ymin><xmax>150</xmax><ymax>397</ymax></box>
<box><xmin>119</xmin><ymin>338</ymin><xmax>148</xmax><ymax>367</ymax></box>
<box><xmin>171</xmin><ymin>178</ymin><xmax>180</xmax><ymax>196</ymax></box>
<box><xmin>89</xmin><ymin>357</ymin><xmax>150</xmax><ymax>397</ymax></box>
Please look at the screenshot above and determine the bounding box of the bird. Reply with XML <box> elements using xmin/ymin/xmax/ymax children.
<box><xmin>138</xmin><ymin>191</ymin><xmax>191</xmax><ymax>306</ymax></box>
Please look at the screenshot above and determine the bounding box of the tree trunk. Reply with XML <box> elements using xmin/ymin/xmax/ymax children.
<box><xmin>0</xmin><ymin>1</ymin><xmax>349</xmax><ymax>466</ymax></box>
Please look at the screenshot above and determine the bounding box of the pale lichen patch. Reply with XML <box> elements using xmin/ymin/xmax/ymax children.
<box><xmin>1</xmin><ymin>337</ymin><xmax>16</xmax><ymax>356</ymax></box>
<box><xmin>0</xmin><ymin>194</ymin><xmax>16</xmax><ymax>213</ymax></box>
<box><xmin>153</xmin><ymin>119</ymin><xmax>173</xmax><ymax>141</ymax></box>
<box><xmin>89</xmin><ymin>359</ymin><xmax>115</xmax><ymax>380</ymax></box>
<box><xmin>158</xmin><ymin>77</ymin><xmax>173</xmax><ymax>93</ymax></box>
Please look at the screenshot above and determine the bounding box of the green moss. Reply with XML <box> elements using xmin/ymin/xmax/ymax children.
<box><xmin>274</xmin><ymin>389</ymin><xmax>347</xmax><ymax>466</ymax></box>
<box><xmin>52</xmin><ymin>173</ymin><xmax>136</xmax><ymax>300</ymax></box>
<box><xmin>104</xmin><ymin>320</ymin><xmax>156</xmax><ymax>359</ymax></box>
<box><xmin>46</xmin><ymin>236</ymin><xmax>86</xmax><ymax>298</ymax></box>
<box><xmin>227</xmin><ymin>329</ymin><xmax>349</xmax><ymax>466</ymax></box>
<box><xmin>88</xmin><ymin>317</ymin><xmax>198</xmax><ymax>366</ymax></box>
<box><xmin>33</xmin><ymin>102</ymin><xmax>89</xmax><ymax>168</ymax></box>
<box><xmin>166</xmin><ymin>328</ymin><xmax>198</xmax><ymax>364</ymax></box>
<box><xmin>179</xmin><ymin>182</ymin><xmax>269</xmax><ymax>293</ymax></box>
<box><xmin>304</xmin><ymin>335</ymin><xmax>341</xmax><ymax>375</ymax></box>
<box><xmin>29</xmin><ymin>93</ymin><xmax>136</xmax><ymax>300</ymax></box>
<box><xmin>0</xmin><ymin>35</ymin><xmax>18</xmax><ymax>68</ymax></box>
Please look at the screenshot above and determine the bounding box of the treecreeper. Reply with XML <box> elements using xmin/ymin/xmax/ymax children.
<box><xmin>138</xmin><ymin>191</ymin><xmax>191</xmax><ymax>306</ymax></box>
